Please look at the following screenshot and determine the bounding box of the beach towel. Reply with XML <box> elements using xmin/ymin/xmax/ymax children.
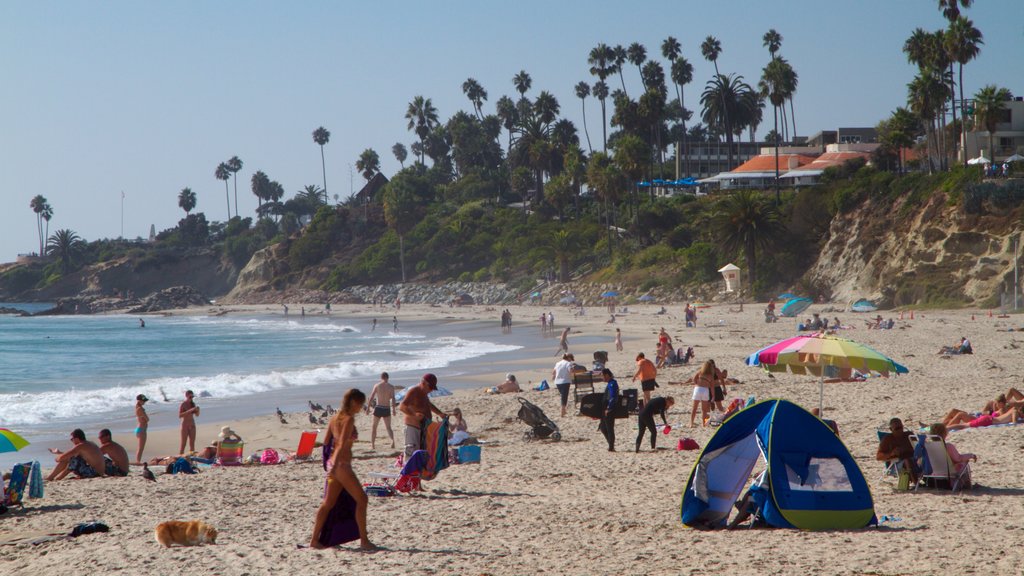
<box><xmin>29</xmin><ymin>461</ymin><xmax>43</xmax><ymax>499</ymax></box>
<box><xmin>318</xmin><ymin>436</ymin><xmax>359</xmax><ymax>547</ymax></box>
<box><xmin>913</xmin><ymin>435</ymin><xmax>932</xmax><ymax>476</ymax></box>
<box><xmin>420</xmin><ymin>417</ymin><xmax>450</xmax><ymax>481</ymax></box>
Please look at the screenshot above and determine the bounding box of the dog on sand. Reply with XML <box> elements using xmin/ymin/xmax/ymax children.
<box><xmin>154</xmin><ymin>520</ymin><xmax>218</xmax><ymax>547</ymax></box>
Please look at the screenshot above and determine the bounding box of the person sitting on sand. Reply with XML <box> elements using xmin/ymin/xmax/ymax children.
<box><xmin>196</xmin><ymin>427</ymin><xmax>243</xmax><ymax>460</ymax></box>
<box><xmin>97</xmin><ymin>429</ymin><xmax>130</xmax><ymax>477</ymax></box>
<box><xmin>727</xmin><ymin>472</ymin><xmax>770</xmax><ymax>530</ymax></box>
<box><xmin>929</xmin><ymin>423</ymin><xmax>976</xmax><ymax>476</ymax></box>
<box><xmin>939</xmin><ymin>337</ymin><xmax>972</xmax><ymax>355</ymax></box>
<box><xmin>811</xmin><ymin>408</ymin><xmax>840</xmax><ymax>436</ymax></box>
<box><xmin>46</xmin><ymin>429</ymin><xmax>107</xmax><ymax>481</ymax></box>
<box><xmin>448</xmin><ymin>407</ymin><xmax>473</xmax><ymax>446</ymax></box>
<box><xmin>366</xmin><ymin>372</ymin><xmax>397</xmax><ymax>450</ymax></box>
<box><xmin>876</xmin><ymin>418</ymin><xmax>918</xmax><ymax>486</ymax></box>
<box><xmin>984</xmin><ymin>389</ymin><xmax>1024</xmax><ymax>413</ymax></box>
<box><xmin>488</xmin><ymin>374</ymin><xmax>521</xmax><ymax>395</ymax></box>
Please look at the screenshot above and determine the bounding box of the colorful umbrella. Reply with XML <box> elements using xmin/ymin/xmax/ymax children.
<box><xmin>600</xmin><ymin>291</ymin><xmax>619</xmax><ymax>298</ymax></box>
<box><xmin>746</xmin><ymin>333</ymin><xmax>908</xmax><ymax>411</ymax></box>
<box><xmin>0</xmin><ymin>428</ymin><xmax>30</xmax><ymax>453</ymax></box>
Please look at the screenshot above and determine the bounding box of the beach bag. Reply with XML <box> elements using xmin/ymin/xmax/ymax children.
<box><xmin>897</xmin><ymin>468</ymin><xmax>912</xmax><ymax>491</ymax></box>
<box><xmin>260</xmin><ymin>449</ymin><xmax>281</xmax><ymax>465</ymax></box>
<box><xmin>169</xmin><ymin>458</ymin><xmax>196</xmax><ymax>475</ymax></box>
<box><xmin>677</xmin><ymin>438</ymin><xmax>700</xmax><ymax>451</ymax></box>
<box><xmin>536</xmin><ymin>380</ymin><xmax>549</xmax><ymax>391</ymax></box>
<box><xmin>69</xmin><ymin>522</ymin><xmax>109</xmax><ymax>537</ymax></box>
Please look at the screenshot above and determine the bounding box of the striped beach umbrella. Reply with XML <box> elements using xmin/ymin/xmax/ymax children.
<box><xmin>0</xmin><ymin>428</ymin><xmax>30</xmax><ymax>453</ymax></box>
<box><xmin>746</xmin><ymin>333</ymin><xmax>908</xmax><ymax>412</ymax></box>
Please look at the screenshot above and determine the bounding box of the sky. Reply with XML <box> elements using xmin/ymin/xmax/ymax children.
<box><xmin>1</xmin><ymin>1</ymin><xmax>1022</xmax><ymax>262</ymax></box>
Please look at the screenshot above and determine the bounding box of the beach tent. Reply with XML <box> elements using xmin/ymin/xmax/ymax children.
<box><xmin>681</xmin><ymin>399</ymin><xmax>876</xmax><ymax>530</ymax></box>
<box><xmin>779</xmin><ymin>297</ymin><xmax>813</xmax><ymax>317</ymax></box>
<box><xmin>1005</xmin><ymin>153</ymin><xmax>1024</xmax><ymax>163</ymax></box>
<box><xmin>850</xmin><ymin>299</ymin><xmax>878</xmax><ymax>313</ymax></box>
<box><xmin>777</xmin><ymin>293</ymin><xmax>797</xmax><ymax>300</ymax></box>
<box><xmin>967</xmin><ymin>155</ymin><xmax>990</xmax><ymax>165</ymax></box>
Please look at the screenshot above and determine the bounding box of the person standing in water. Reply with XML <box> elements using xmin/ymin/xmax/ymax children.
<box><xmin>139</xmin><ymin>318</ymin><xmax>145</xmax><ymax>328</ymax></box>
<box><xmin>614</xmin><ymin>328</ymin><xmax>623</xmax><ymax>352</ymax></box>
<box><xmin>366</xmin><ymin>373</ymin><xmax>397</xmax><ymax>450</ymax></box>
<box><xmin>371</xmin><ymin>318</ymin><xmax>377</xmax><ymax>332</ymax></box>
<box><xmin>178</xmin><ymin>390</ymin><xmax>199</xmax><ymax>454</ymax></box>
<box><xmin>392</xmin><ymin>316</ymin><xmax>398</xmax><ymax>333</ymax></box>
<box><xmin>134</xmin><ymin>394</ymin><xmax>149</xmax><ymax>464</ymax></box>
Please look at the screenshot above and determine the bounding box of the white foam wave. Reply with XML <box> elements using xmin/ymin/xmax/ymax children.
<box><xmin>0</xmin><ymin>336</ymin><xmax>519</xmax><ymax>427</ymax></box>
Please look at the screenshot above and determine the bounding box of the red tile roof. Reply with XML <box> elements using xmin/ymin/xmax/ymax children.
<box><xmin>731</xmin><ymin>154</ymin><xmax>816</xmax><ymax>172</ymax></box>
<box><xmin>790</xmin><ymin>151</ymin><xmax>871</xmax><ymax>172</ymax></box>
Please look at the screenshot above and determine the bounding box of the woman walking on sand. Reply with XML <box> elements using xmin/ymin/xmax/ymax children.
<box><xmin>311</xmin><ymin>389</ymin><xmax>375</xmax><ymax>551</ymax></box>
<box><xmin>689</xmin><ymin>361</ymin><xmax>715</xmax><ymax>427</ymax></box>
<box><xmin>614</xmin><ymin>328</ymin><xmax>623</xmax><ymax>352</ymax></box>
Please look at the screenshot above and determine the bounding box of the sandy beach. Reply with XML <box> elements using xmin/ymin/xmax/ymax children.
<box><xmin>4</xmin><ymin>301</ymin><xmax>1024</xmax><ymax>575</ymax></box>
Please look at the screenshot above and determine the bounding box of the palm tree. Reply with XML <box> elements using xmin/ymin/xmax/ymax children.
<box><xmin>973</xmin><ymin>85</ymin><xmax>1011</xmax><ymax>161</ymax></box>
<box><xmin>779</xmin><ymin>59</ymin><xmax>799</xmax><ymax>143</ymax></box>
<box><xmin>461</xmin><ymin>78</ymin><xmax>488</xmax><ymax>119</ymax></box>
<box><xmin>907</xmin><ymin>69</ymin><xmax>950</xmax><ymax>173</ymax></box>
<box><xmin>938</xmin><ymin>0</ymin><xmax>972</xmax><ymax>21</ymax></box>
<box><xmin>548</xmin><ymin>229</ymin><xmax>578</xmax><ymax>282</ymax></box>
<box><xmin>215</xmin><ymin>162</ymin><xmax>231</xmax><ymax>220</ymax></box>
<box><xmin>671</xmin><ymin>57</ymin><xmax>694</xmax><ymax>175</ymax></box>
<box><xmin>701</xmin><ymin>36</ymin><xmax>732</xmax><ymax>168</ymax></box>
<box><xmin>178</xmin><ymin>187</ymin><xmax>197</xmax><ymax>215</ymax></box>
<box><xmin>512</xmin><ymin>70</ymin><xmax>532</xmax><ymax>100</ymax></box>
<box><xmin>405</xmin><ymin>96</ymin><xmax>439</xmax><ymax>164</ymax></box>
<box><xmin>627</xmin><ymin>42</ymin><xmax>647</xmax><ymax>91</ymax></box>
<box><xmin>946</xmin><ymin>16</ymin><xmax>983</xmax><ymax>166</ymax></box>
<box><xmin>700</xmin><ymin>73</ymin><xmax>753</xmax><ymax>171</ymax></box>
<box><xmin>356</xmin><ymin>148</ymin><xmax>381</xmax><ymax>181</ymax></box>
<box><xmin>760</xmin><ymin>58</ymin><xmax>789</xmax><ymax>203</ymax></box>
<box><xmin>661</xmin><ymin>36</ymin><xmax>681</xmax><ymax>63</ymax></box>
<box><xmin>29</xmin><ymin>194</ymin><xmax>48</xmax><ymax>256</ymax></box>
<box><xmin>574</xmin><ymin>81</ymin><xmax>593</xmax><ymax>154</ymax></box>
<box><xmin>612</xmin><ymin>45</ymin><xmax>628</xmax><ymax>94</ymax></box>
<box><xmin>46</xmin><ymin>228</ymin><xmax>85</xmax><ymax>274</ymax></box>
<box><xmin>312</xmin><ymin>127</ymin><xmax>330</xmax><ymax>203</ymax></box>
<box><xmin>593</xmin><ymin>81</ymin><xmax>609</xmax><ymax>153</ymax></box>
<box><xmin>250</xmin><ymin>170</ymin><xmax>271</xmax><ymax>213</ymax></box>
<box><xmin>226</xmin><ymin>156</ymin><xmax>243</xmax><ymax>216</ymax></box>
<box><xmin>41</xmin><ymin>204</ymin><xmax>53</xmax><ymax>253</ymax></box>
<box><xmin>588</xmin><ymin>44</ymin><xmax>616</xmax><ymax>151</ymax></box>
<box><xmin>392</xmin><ymin>143</ymin><xmax>408</xmax><ymax>168</ymax></box>
<box><xmin>762</xmin><ymin>29</ymin><xmax>783</xmax><ymax>59</ymax></box>
<box><xmin>712</xmin><ymin>190</ymin><xmax>783</xmax><ymax>293</ymax></box>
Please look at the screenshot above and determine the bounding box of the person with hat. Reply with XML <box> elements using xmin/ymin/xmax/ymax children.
<box><xmin>398</xmin><ymin>374</ymin><xmax>449</xmax><ymax>460</ymax></box>
<box><xmin>134</xmin><ymin>393</ymin><xmax>150</xmax><ymax>464</ymax></box>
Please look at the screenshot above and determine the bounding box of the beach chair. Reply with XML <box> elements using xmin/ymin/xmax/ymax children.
<box><xmin>572</xmin><ymin>371</ymin><xmax>597</xmax><ymax>404</ymax></box>
<box><xmin>215</xmin><ymin>441</ymin><xmax>245</xmax><ymax>466</ymax></box>
<box><xmin>292</xmin><ymin>431</ymin><xmax>318</xmax><ymax>462</ymax></box>
<box><xmin>920</xmin><ymin>434</ymin><xmax>972</xmax><ymax>493</ymax></box>
<box><xmin>3</xmin><ymin>463</ymin><xmax>32</xmax><ymax>509</ymax></box>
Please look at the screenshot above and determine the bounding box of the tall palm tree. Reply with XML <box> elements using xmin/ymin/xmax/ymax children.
<box><xmin>226</xmin><ymin>156</ymin><xmax>243</xmax><ymax>216</ymax></box>
<box><xmin>215</xmin><ymin>162</ymin><xmax>231</xmax><ymax>220</ymax></box>
<box><xmin>946</xmin><ymin>16</ymin><xmax>983</xmax><ymax>166</ymax></box>
<box><xmin>513</xmin><ymin>70</ymin><xmax>532</xmax><ymax>100</ymax></box>
<box><xmin>592</xmin><ymin>81</ymin><xmax>610</xmax><ymax>153</ymax></box>
<box><xmin>29</xmin><ymin>194</ymin><xmax>48</xmax><ymax>257</ymax></box>
<box><xmin>46</xmin><ymin>228</ymin><xmax>85</xmax><ymax>274</ymax></box>
<box><xmin>760</xmin><ymin>58</ymin><xmax>789</xmax><ymax>203</ymax></box>
<box><xmin>671</xmin><ymin>57</ymin><xmax>694</xmax><ymax>175</ymax></box>
<box><xmin>627</xmin><ymin>42</ymin><xmax>648</xmax><ymax>91</ymax></box>
<box><xmin>250</xmin><ymin>170</ymin><xmax>271</xmax><ymax>213</ymax></box>
<box><xmin>973</xmin><ymin>85</ymin><xmax>1011</xmax><ymax>161</ymax></box>
<box><xmin>461</xmin><ymin>77</ymin><xmax>488</xmax><ymax>119</ymax></box>
<box><xmin>548</xmin><ymin>229</ymin><xmax>578</xmax><ymax>282</ymax></box>
<box><xmin>405</xmin><ymin>96</ymin><xmax>439</xmax><ymax>164</ymax></box>
<box><xmin>661</xmin><ymin>36</ymin><xmax>681</xmax><ymax>63</ymax></box>
<box><xmin>762</xmin><ymin>29</ymin><xmax>783</xmax><ymax>59</ymax></box>
<box><xmin>574</xmin><ymin>81</ymin><xmax>593</xmax><ymax>154</ymax></box>
<box><xmin>392</xmin><ymin>142</ymin><xmax>408</xmax><ymax>168</ymax></box>
<box><xmin>938</xmin><ymin>0</ymin><xmax>972</xmax><ymax>21</ymax></box>
<box><xmin>41</xmin><ymin>204</ymin><xmax>53</xmax><ymax>253</ymax></box>
<box><xmin>701</xmin><ymin>73</ymin><xmax>752</xmax><ymax>171</ymax></box>
<box><xmin>612</xmin><ymin>45</ymin><xmax>628</xmax><ymax>94</ymax></box>
<box><xmin>712</xmin><ymin>190</ymin><xmax>783</xmax><ymax>293</ymax></box>
<box><xmin>312</xmin><ymin>127</ymin><xmax>330</xmax><ymax>203</ymax></box>
<box><xmin>907</xmin><ymin>69</ymin><xmax>949</xmax><ymax>173</ymax></box>
<box><xmin>701</xmin><ymin>36</ymin><xmax>732</xmax><ymax>168</ymax></box>
<box><xmin>779</xmin><ymin>59</ymin><xmax>799</xmax><ymax>143</ymax></box>
<box><xmin>588</xmin><ymin>44</ymin><xmax>615</xmax><ymax>152</ymax></box>
<box><xmin>356</xmin><ymin>148</ymin><xmax>381</xmax><ymax>181</ymax></box>
<box><xmin>178</xmin><ymin>187</ymin><xmax>197</xmax><ymax>215</ymax></box>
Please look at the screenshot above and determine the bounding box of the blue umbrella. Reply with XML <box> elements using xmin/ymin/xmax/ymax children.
<box><xmin>779</xmin><ymin>297</ymin><xmax>813</xmax><ymax>318</ymax></box>
<box><xmin>638</xmin><ymin>295</ymin><xmax>655</xmax><ymax>302</ymax></box>
<box><xmin>601</xmin><ymin>291</ymin><xmax>619</xmax><ymax>298</ymax></box>
<box><xmin>778</xmin><ymin>292</ymin><xmax>797</xmax><ymax>300</ymax></box>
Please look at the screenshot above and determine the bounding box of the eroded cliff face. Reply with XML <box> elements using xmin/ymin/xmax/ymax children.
<box><xmin>806</xmin><ymin>193</ymin><xmax>1021</xmax><ymax>307</ymax></box>
<box><xmin>222</xmin><ymin>243</ymin><xmax>291</xmax><ymax>302</ymax></box>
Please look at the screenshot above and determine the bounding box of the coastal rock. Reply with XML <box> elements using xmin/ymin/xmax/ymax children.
<box><xmin>128</xmin><ymin>286</ymin><xmax>210</xmax><ymax>313</ymax></box>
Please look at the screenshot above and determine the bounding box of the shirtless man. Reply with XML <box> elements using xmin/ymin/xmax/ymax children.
<box><xmin>134</xmin><ymin>394</ymin><xmax>150</xmax><ymax>464</ymax></box>
<box><xmin>179</xmin><ymin>390</ymin><xmax>200</xmax><ymax>454</ymax></box>
<box><xmin>46</xmin><ymin>429</ymin><xmax>106</xmax><ymax>481</ymax></box>
<box><xmin>398</xmin><ymin>374</ymin><xmax>448</xmax><ymax>459</ymax></box>
<box><xmin>366</xmin><ymin>372</ymin><xmax>397</xmax><ymax>450</ymax></box>
<box><xmin>97</xmin><ymin>429</ymin><xmax>130</xmax><ymax>477</ymax></box>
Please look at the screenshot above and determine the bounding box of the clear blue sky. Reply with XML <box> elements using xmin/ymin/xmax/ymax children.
<box><xmin>1</xmin><ymin>1</ymin><xmax>1022</xmax><ymax>262</ymax></box>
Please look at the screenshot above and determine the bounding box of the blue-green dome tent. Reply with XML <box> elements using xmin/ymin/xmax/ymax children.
<box><xmin>681</xmin><ymin>399</ymin><xmax>875</xmax><ymax>530</ymax></box>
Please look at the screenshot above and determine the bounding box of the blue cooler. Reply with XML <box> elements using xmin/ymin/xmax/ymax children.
<box><xmin>457</xmin><ymin>445</ymin><xmax>481</xmax><ymax>464</ymax></box>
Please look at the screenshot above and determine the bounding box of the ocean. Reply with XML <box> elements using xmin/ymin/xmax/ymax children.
<box><xmin>0</xmin><ymin>305</ymin><xmax>535</xmax><ymax>467</ymax></box>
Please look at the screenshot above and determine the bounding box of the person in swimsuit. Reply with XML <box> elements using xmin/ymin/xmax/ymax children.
<box><xmin>636</xmin><ymin>396</ymin><xmax>674</xmax><ymax>452</ymax></box>
<box><xmin>632</xmin><ymin>352</ymin><xmax>659</xmax><ymax>406</ymax></box>
<box><xmin>98</xmin><ymin>429</ymin><xmax>130</xmax><ymax>477</ymax></box>
<box><xmin>945</xmin><ymin>405</ymin><xmax>1022</xmax><ymax>430</ymax></box>
<box><xmin>398</xmin><ymin>374</ymin><xmax>448</xmax><ymax>459</ymax></box>
<box><xmin>178</xmin><ymin>390</ymin><xmax>199</xmax><ymax>455</ymax></box>
<box><xmin>310</xmin><ymin>388</ymin><xmax>375</xmax><ymax>551</ymax></box>
<box><xmin>46</xmin><ymin>429</ymin><xmax>107</xmax><ymax>481</ymax></box>
<box><xmin>614</xmin><ymin>328</ymin><xmax>623</xmax><ymax>352</ymax></box>
<box><xmin>366</xmin><ymin>372</ymin><xmax>397</xmax><ymax>450</ymax></box>
<box><xmin>689</xmin><ymin>360</ymin><xmax>715</xmax><ymax>427</ymax></box>
<box><xmin>555</xmin><ymin>327</ymin><xmax>570</xmax><ymax>356</ymax></box>
<box><xmin>876</xmin><ymin>418</ymin><xmax>919</xmax><ymax>485</ymax></box>
<box><xmin>134</xmin><ymin>394</ymin><xmax>149</xmax><ymax>464</ymax></box>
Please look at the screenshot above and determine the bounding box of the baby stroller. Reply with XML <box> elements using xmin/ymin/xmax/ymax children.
<box><xmin>592</xmin><ymin>350</ymin><xmax>609</xmax><ymax>371</ymax></box>
<box><xmin>516</xmin><ymin>397</ymin><xmax>561</xmax><ymax>441</ymax></box>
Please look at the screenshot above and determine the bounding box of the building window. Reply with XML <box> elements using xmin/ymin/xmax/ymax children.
<box><xmin>839</xmin><ymin>135</ymin><xmax>862</xmax><ymax>144</ymax></box>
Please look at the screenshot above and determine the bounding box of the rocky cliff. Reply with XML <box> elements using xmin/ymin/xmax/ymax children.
<box><xmin>806</xmin><ymin>190</ymin><xmax>1022</xmax><ymax>308</ymax></box>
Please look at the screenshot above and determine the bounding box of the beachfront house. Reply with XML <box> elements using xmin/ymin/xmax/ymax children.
<box><xmin>963</xmin><ymin>94</ymin><xmax>1024</xmax><ymax>163</ymax></box>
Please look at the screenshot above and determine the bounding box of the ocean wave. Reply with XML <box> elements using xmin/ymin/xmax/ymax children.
<box><xmin>0</xmin><ymin>336</ymin><xmax>519</xmax><ymax>427</ymax></box>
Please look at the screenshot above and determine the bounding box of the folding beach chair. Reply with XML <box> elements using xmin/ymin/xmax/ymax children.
<box><xmin>3</xmin><ymin>463</ymin><xmax>32</xmax><ymax>509</ymax></box>
<box><xmin>920</xmin><ymin>434</ymin><xmax>971</xmax><ymax>493</ymax></box>
<box><xmin>215</xmin><ymin>441</ymin><xmax>245</xmax><ymax>466</ymax></box>
<box><xmin>292</xmin><ymin>431</ymin><xmax>318</xmax><ymax>462</ymax></box>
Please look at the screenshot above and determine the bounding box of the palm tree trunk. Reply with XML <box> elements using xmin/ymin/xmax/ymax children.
<box><xmin>399</xmin><ymin>234</ymin><xmax>406</xmax><ymax>283</ymax></box>
<box><xmin>773</xmin><ymin>105</ymin><xmax>780</xmax><ymax>205</ymax></box>
<box><xmin>36</xmin><ymin>215</ymin><xmax>43</xmax><ymax>257</ymax></box>
<box><xmin>949</xmin><ymin>62</ymin><xmax>958</xmax><ymax>166</ymax></box>
<box><xmin>788</xmin><ymin>97</ymin><xmax>797</xmax><ymax>141</ymax></box>
<box><xmin>319</xmin><ymin>145</ymin><xmax>328</xmax><ymax>204</ymax></box>
<box><xmin>958</xmin><ymin>63</ymin><xmax>967</xmax><ymax>167</ymax></box>
<box><xmin>988</xmin><ymin>131</ymin><xmax>995</xmax><ymax>168</ymax></box>
<box><xmin>681</xmin><ymin>87</ymin><xmax>689</xmax><ymax>177</ymax></box>
<box><xmin>618</xmin><ymin>70</ymin><xmax>627</xmax><ymax>95</ymax></box>
<box><xmin>224</xmin><ymin>181</ymin><xmax>231</xmax><ymax>220</ymax></box>
<box><xmin>581</xmin><ymin>100</ymin><xmax>593</xmax><ymax>154</ymax></box>
<box><xmin>600</xmin><ymin>99</ymin><xmax>608</xmax><ymax>153</ymax></box>
<box><xmin>780</xmin><ymin>105</ymin><xmax>789</xmax><ymax>143</ymax></box>
<box><xmin>44</xmin><ymin>220</ymin><xmax>50</xmax><ymax>254</ymax></box>
<box><xmin>232</xmin><ymin>174</ymin><xmax>239</xmax><ymax>218</ymax></box>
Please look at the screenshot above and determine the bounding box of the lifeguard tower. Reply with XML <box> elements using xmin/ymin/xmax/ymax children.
<box><xmin>718</xmin><ymin>263</ymin><xmax>741</xmax><ymax>293</ymax></box>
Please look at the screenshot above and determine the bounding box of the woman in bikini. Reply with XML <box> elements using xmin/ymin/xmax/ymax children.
<box><xmin>134</xmin><ymin>394</ymin><xmax>150</xmax><ymax>464</ymax></box>
<box><xmin>689</xmin><ymin>360</ymin><xmax>716</xmax><ymax>427</ymax></box>
<box><xmin>310</xmin><ymin>388</ymin><xmax>375</xmax><ymax>551</ymax></box>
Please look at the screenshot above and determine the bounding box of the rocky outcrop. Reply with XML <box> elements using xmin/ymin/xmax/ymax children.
<box><xmin>223</xmin><ymin>244</ymin><xmax>291</xmax><ymax>302</ymax></box>
<box><xmin>128</xmin><ymin>286</ymin><xmax>209</xmax><ymax>313</ymax></box>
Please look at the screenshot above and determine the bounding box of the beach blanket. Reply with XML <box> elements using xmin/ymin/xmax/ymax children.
<box><xmin>29</xmin><ymin>461</ymin><xmax>43</xmax><ymax>499</ymax></box>
<box><xmin>319</xmin><ymin>437</ymin><xmax>359</xmax><ymax>547</ymax></box>
<box><xmin>420</xmin><ymin>417</ymin><xmax>450</xmax><ymax>481</ymax></box>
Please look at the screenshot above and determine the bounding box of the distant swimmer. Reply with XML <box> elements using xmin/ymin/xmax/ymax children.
<box><xmin>139</xmin><ymin>318</ymin><xmax>145</xmax><ymax>328</ymax></box>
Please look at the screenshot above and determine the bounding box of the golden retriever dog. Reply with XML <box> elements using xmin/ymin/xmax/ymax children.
<box><xmin>154</xmin><ymin>520</ymin><xmax>218</xmax><ymax>547</ymax></box>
